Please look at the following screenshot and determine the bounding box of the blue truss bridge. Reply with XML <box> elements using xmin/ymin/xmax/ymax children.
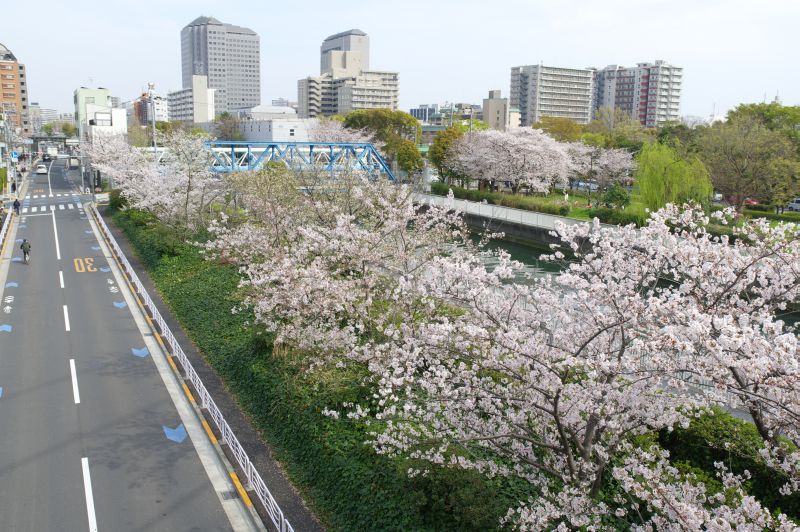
<box><xmin>206</xmin><ymin>141</ymin><xmax>396</xmax><ymax>181</ymax></box>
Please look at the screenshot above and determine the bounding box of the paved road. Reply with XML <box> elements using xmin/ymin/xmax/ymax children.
<box><xmin>0</xmin><ymin>160</ymin><xmax>253</xmax><ymax>531</ymax></box>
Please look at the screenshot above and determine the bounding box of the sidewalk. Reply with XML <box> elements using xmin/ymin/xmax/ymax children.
<box><xmin>100</xmin><ymin>208</ymin><xmax>324</xmax><ymax>532</ymax></box>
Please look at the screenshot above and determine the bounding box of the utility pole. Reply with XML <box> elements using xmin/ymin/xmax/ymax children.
<box><xmin>148</xmin><ymin>83</ymin><xmax>158</xmax><ymax>159</ymax></box>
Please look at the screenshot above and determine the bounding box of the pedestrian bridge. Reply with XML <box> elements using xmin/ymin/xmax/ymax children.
<box><xmin>206</xmin><ymin>141</ymin><xmax>396</xmax><ymax>181</ymax></box>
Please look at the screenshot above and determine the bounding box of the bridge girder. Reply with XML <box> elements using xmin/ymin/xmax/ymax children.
<box><xmin>205</xmin><ymin>141</ymin><xmax>396</xmax><ymax>181</ymax></box>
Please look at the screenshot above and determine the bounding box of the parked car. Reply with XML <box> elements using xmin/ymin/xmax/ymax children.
<box><xmin>35</xmin><ymin>164</ymin><xmax>48</xmax><ymax>175</ymax></box>
<box><xmin>787</xmin><ymin>198</ymin><xmax>800</xmax><ymax>212</ymax></box>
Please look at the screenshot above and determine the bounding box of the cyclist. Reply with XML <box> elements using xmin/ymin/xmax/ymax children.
<box><xmin>20</xmin><ymin>239</ymin><xmax>31</xmax><ymax>263</ymax></box>
<box><xmin>13</xmin><ymin>198</ymin><xmax>20</xmax><ymax>215</ymax></box>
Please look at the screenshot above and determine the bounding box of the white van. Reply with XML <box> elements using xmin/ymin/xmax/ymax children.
<box><xmin>787</xmin><ymin>198</ymin><xmax>800</xmax><ymax>212</ymax></box>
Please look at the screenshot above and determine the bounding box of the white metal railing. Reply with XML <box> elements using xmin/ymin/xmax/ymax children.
<box><xmin>0</xmin><ymin>210</ymin><xmax>11</xmax><ymax>256</ymax></box>
<box><xmin>90</xmin><ymin>205</ymin><xmax>294</xmax><ymax>532</ymax></box>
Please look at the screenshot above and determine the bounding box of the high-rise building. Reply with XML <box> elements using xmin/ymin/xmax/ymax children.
<box><xmin>131</xmin><ymin>93</ymin><xmax>169</xmax><ymax>124</ymax></box>
<box><xmin>592</xmin><ymin>60</ymin><xmax>682</xmax><ymax>127</ymax></box>
<box><xmin>0</xmin><ymin>42</ymin><xmax>30</xmax><ymax>136</ymax></box>
<box><xmin>74</xmin><ymin>87</ymin><xmax>113</xmax><ymax>140</ymax></box>
<box><xmin>320</xmin><ymin>29</ymin><xmax>370</xmax><ymax>78</ymax></box>
<box><xmin>168</xmin><ymin>75</ymin><xmax>216</xmax><ymax>124</ymax></box>
<box><xmin>298</xmin><ymin>29</ymin><xmax>399</xmax><ymax>118</ymax></box>
<box><xmin>510</xmin><ymin>64</ymin><xmax>594</xmax><ymax>126</ymax></box>
<box><xmin>181</xmin><ymin>16</ymin><xmax>260</xmax><ymax>114</ymax></box>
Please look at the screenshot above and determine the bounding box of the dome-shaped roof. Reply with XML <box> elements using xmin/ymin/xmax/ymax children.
<box><xmin>0</xmin><ymin>43</ymin><xmax>17</xmax><ymax>61</ymax></box>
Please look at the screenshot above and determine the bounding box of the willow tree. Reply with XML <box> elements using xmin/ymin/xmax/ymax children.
<box><xmin>636</xmin><ymin>142</ymin><xmax>712</xmax><ymax>211</ymax></box>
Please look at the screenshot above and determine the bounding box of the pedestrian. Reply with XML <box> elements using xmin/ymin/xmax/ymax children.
<box><xmin>13</xmin><ymin>198</ymin><xmax>20</xmax><ymax>215</ymax></box>
<box><xmin>11</xmin><ymin>181</ymin><xmax>16</xmax><ymax>193</ymax></box>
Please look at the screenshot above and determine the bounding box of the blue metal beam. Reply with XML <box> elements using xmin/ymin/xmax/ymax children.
<box><xmin>205</xmin><ymin>141</ymin><xmax>396</xmax><ymax>181</ymax></box>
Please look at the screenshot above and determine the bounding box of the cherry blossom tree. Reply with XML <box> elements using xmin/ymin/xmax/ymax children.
<box><xmin>567</xmin><ymin>141</ymin><xmax>635</xmax><ymax>203</ymax></box>
<box><xmin>447</xmin><ymin>129</ymin><xmax>570</xmax><ymax>193</ymax></box>
<box><xmin>204</xmin><ymin>165</ymin><xmax>474</xmax><ymax>356</ymax></box>
<box><xmin>308</xmin><ymin>118</ymin><xmax>374</xmax><ymax>144</ymax></box>
<box><xmin>81</xmin><ymin>131</ymin><xmax>224</xmax><ymax>231</ymax></box>
<box><xmin>202</xmin><ymin>159</ymin><xmax>800</xmax><ymax>527</ymax></box>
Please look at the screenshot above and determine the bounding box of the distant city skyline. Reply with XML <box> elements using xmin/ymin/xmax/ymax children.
<box><xmin>2</xmin><ymin>0</ymin><xmax>797</xmax><ymax>120</ymax></box>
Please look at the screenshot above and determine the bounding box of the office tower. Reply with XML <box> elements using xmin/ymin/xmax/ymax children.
<box><xmin>181</xmin><ymin>16</ymin><xmax>260</xmax><ymax>114</ymax></box>
<box><xmin>298</xmin><ymin>29</ymin><xmax>398</xmax><ymax>118</ymax></box>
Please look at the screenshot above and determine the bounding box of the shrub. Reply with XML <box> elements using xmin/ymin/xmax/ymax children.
<box><xmin>428</xmin><ymin>184</ymin><xmax>571</xmax><ymax>217</ymax></box>
<box><xmin>745</xmin><ymin>209</ymin><xmax>800</xmax><ymax>223</ymax></box>
<box><xmin>746</xmin><ymin>203</ymin><xmax>773</xmax><ymax>212</ymax></box>
<box><xmin>660</xmin><ymin>408</ymin><xmax>800</xmax><ymax>518</ymax></box>
<box><xmin>587</xmin><ymin>207</ymin><xmax>646</xmax><ymax>227</ymax></box>
<box><xmin>108</xmin><ymin>189</ymin><xmax>128</xmax><ymax>210</ymax></box>
<box><xmin>602</xmin><ymin>184</ymin><xmax>631</xmax><ymax>210</ymax></box>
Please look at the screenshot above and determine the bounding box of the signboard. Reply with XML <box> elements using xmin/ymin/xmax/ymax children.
<box><xmin>11</xmin><ymin>151</ymin><xmax>18</xmax><ymax>159</ymax></box>
<box><xmin>95</xmin><ymin>192</ymin><xmax>110</xmax><ymax>205</ymax></box>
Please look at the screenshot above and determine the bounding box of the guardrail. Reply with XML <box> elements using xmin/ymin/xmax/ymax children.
<box><xmin>90</xmin><ymin>205</ymin><xmax>294</xmax><ymax>532</ymax></box>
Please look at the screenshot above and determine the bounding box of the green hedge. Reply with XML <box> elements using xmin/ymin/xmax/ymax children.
<box><xmin>586</xmin><ymin>206</ymin><xmax>647</xmax><ymax>227</ymax></box>
<box><xmin>660</xmin><ymin>408</ymin><xmax>800</xmax><ymax>518</ymax></box>
<box><xmin>430</xmin><ymin>182</ymin><xmax>570</xmax><ymax>216</ymax></box>
<box><xmin>745</xmin><ymin>209</ymin><xmax>800</xmax><ymax>223</ymax></box>
<box><xmin>111</xmin><ymin>208</ymin><xmax>527</xmax><ymax>531</ymax></box>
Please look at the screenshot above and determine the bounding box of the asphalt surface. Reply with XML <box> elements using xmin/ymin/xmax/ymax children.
<box><xmin>0</xmin><ymin>160</ymin><xmax>244</xmax><ymax>531</ymax></box>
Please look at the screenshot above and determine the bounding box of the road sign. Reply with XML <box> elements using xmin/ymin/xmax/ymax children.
<box><xmin>11</xmin><ymin>151</ymin><xmax>17</xmax><ymax>158</ymax></box>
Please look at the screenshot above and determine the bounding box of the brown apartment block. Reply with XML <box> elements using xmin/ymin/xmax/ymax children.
<box><xmin>0</xmin><ymin>42</ymin><xmax>30</xmax><ymax>136</ymax></box>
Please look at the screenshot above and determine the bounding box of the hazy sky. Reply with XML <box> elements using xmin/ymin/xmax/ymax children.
<box><xmin>4</xmin><ymin>0</ymin><xmax>797</xmax><ymax>118</ymax></box>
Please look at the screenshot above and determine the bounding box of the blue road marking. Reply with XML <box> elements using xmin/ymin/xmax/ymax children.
<box><xmin>85</xmin><ymin>230</ymin><xmax>93</xmax><ymax>234</ymax></box>
<box><xmin>91</xmin><ymin>246</ymin><xmax>101</xmax><ymax>251</ymax></box>
<box><xmin>15</xmin><ymin>239</ymin><xmax>22</xmax><ymax>243</ymax></box>
<box><xmin>5</xmin><ymin>282</ymin><xmax>18</xmax><ymax>288</ymax></box>
<box><xmin>11</xmin><ymin>257</ymin><xmax>21</xmax><ymax>262</ymax></box>
<box><xmin>131</xmin><ymin>347</ymin><xmax>149</xmax><ymax>358</ymax></box>
<box><xmin>162</xmin><ymin>424</ymin><xmax>188</xmax><ymax>443</ymax></box>
<box><xmin>0</xmin><ymin>387</ymin><xmax>3</xmax><ymax>398</ymax></box>
<box><xmin>0</xmin><ymin>325</ymin><xmax>11</xmax><ymax>332</ymax></box>
<box><xmin>99</xmin><ymin>267</ymin><xmax>111</xmax><ymax>273</ymax></box>
<box><xmin>112</xmin><ymin>301</ymin><xmax>127</xmax><ymax>309</ymax></box>
<box><xmin>18</xmin><ymin>225</ymin><xmax>26</xmax><ymax>228</ymax></box>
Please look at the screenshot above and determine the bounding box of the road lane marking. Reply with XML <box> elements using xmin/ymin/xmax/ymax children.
<box><xmin>202</xmin><ymin>420</ymin><xmax>218</xmax><ymax>445</ymax></box>
<box><xmin>59</xmin><ymin>270</ymin><xmax>64</xmax><ymax>288</ymax></box>
<box><xmin>182</xmin><ymin>382</ymin><xmax>196</xmax><ymax>404</ymax></box>
<box><xmin>47</xmin><ymin>160</ymin><xmax>53</xmax><ymax>197</ymax></box>
<box><xmin>68</xmin><ymin>204</ymin><xmax>74</xmax><ymax>210</ymax></box>
<box><xmin>50</xmin><ymin>205</ymin><xmax>55</xmax><ymax>211</ymax></box>
<box><xmin>63</xmin><ymin>305</ymin><xmax>70</xmax><ymax>331</ymax></box>
<box><xmin>69</xmin><ymin>359</ymin><xmax>81</xmax><ymax>404</ymax></box>
<box><xmin>81</xmin><ymin>457</ymin><xmax>99</xmax><ymax>532</ymax></box>
<box><xmin>21</xmin><ymin>207</ymin><xmax>28</xmax><ymax>213</ymax></box>
<box><xmin>59</xmin><ymin>204</ymin><xmax>65</xmax><ymax>210</ymax></box>
<box><xmin>52</xmin><ymin>211</ymin><xmax>61</xmax><ymax>260</ymax></box>
<box><xmin>230</xmin><ymin>472</ymin><xmax>253</xmax><ymax>508</ymax></box>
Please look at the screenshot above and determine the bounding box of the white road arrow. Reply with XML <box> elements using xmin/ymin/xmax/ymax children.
<box><xmin>3</xmin><ymin>305</ymin><xmax>12</xmax><ymax>314</ymax></box>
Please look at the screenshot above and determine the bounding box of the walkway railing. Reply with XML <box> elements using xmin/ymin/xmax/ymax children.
<box><xmin>90</xmin><ymin>205</ymin><xmax>294</xmax><ymax>532</ymax></box>
<box><xmin>0</xmin><ymin>211</ymin><xmax>12</xmax><ymax>257</ymax></box>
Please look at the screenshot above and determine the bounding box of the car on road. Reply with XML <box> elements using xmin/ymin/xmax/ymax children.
<box><xmin>42</xmin><ymin>154</ymin><xmax>51</xmax><ymax>162</ymax></box>
<box><xmin>35</xmin><ymin>164</ymin><xmax>48</xmax><ymax>175</ymax></box>
<box><xmin>787</xmin><ymin>198</ymin><xmax>800</xmax><ymax>212</ymax></box>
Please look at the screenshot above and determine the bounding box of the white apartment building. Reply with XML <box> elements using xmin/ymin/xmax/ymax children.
<box><xmin>298</xmin><ymin>29</ymin><xmax>398</xmax><ymax>118</ymax></box>
<box><xmin>181</xmin><ymin>16</ymin><xmax>260</xmax><ymax>114</ymax></box>
<box><xmin>593</xmin><ymin>60</ymin><xmax>682</xmax><ymax>127</ymax></box>
<box><xmin>74</xmin><ymin>87</ymin><xmax>113</xmax><ymax>140</ymax></box>
<box><xmin>510</xmin><ymin>64</ymin><xmax>594</xmax><ymax>126</ymax></box>
<box><xmin>168</xmin><ymin>75</ymin><xmax>215</xmax><ymax>124</ymax></box>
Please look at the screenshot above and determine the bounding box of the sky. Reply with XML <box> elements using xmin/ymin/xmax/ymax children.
<box><xmin>3</xmin><ymin>0</ymin><xmax>798</xmax><ymax>119</ymax></box>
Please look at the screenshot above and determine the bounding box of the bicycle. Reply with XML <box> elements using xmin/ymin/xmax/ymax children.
<box><xmin>23</xmin><ymin>250</ymin><xmax>30</xmax><ymax>264</ymax></box>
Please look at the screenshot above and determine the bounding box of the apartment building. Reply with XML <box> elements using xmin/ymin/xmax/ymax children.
<box><xmin>510</xmin><ymin>64</ymin><xmax>594</xmax><ymax>126</ymax></box>
<box><xmin>593</xmin><ymin>60</ymin><xmax>682</xmax><ymax>127</ymax></box>
<box><xmin>181</xmin><ymin>16</ymin><xmax>260</xmax><ymax>114</ymax></box>
<box><xmin>0</xmin><ymin>42</ymin><xmax>30</xmax><ymax>136</ymax></box>
<box><xmin>168</xmin><ymin>75</ymin><xmax>216</xmax><ymax>124</ymax></box>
